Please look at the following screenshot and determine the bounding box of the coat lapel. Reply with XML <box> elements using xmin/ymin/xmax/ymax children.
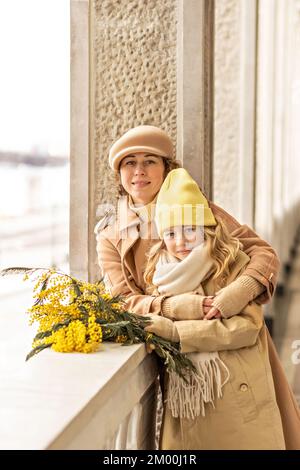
<box><xmin>117</xmin><ymin>197</ymin><xmax>140</xmax><ymax>271</ymax></box>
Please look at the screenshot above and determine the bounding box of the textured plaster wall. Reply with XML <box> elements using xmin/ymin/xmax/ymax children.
<box><xmin>92</xmin><ymin>0</ymin><xmax>177</xmax><ymax>211</ymax></box>
<box><xmin>213</xmin><ymin>0</ymin><xmax>241</xmax><ymax>217</ymax></box>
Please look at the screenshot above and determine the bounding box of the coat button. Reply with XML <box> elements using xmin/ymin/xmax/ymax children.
<box><xmin>239</xmin><ymin>383</ymin><xmax>248</xmax><ymax>392</ymax></box>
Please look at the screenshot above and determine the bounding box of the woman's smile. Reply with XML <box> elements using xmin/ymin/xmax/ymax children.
<box><xmin>132</xmin><ymin>180</ymin><xmax>151</xmax><ymax>187</ymax></box>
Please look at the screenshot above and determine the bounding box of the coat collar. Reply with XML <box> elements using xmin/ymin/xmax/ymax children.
<box><xmin>117</xmin><ymin>196</ymin><xmax>159</xmax><ymax>272</ymax></box>
<box><xmin>117</xmin><ymin>197</ymin><xmax>141</xmax><ymax>262</ymax></box>
<box><xmin>228</xmin><ymin>250</ymin><xmax>251</xmax><ymax>281</ymax></box>
<box><xmin>117</xmin><ymin>196</ymin><xmax>140</xmax><ymax>232</ymax></box>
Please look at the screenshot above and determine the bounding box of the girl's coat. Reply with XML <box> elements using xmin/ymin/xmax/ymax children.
<box><xmin>160</xmin><ymin>251</ymin><xmax>284</xmax><ymax>449</ymax></box>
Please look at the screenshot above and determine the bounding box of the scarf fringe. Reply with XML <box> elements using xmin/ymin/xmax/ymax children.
<box><xmin>167</xmin><ymin>355</ymin><xmax>230</xmax><ymax>420</ymax></box>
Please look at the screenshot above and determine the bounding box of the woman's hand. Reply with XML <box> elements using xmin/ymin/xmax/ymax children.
<box><xmin>203</xmin><ymin>296</ymin><xmax>222</xmax><ymax>319</ymax></box>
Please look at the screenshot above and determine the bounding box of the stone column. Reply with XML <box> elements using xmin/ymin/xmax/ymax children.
<box><xmin>70</xmin><ymin>0</ymin><xmax>90</xmax><ymax>280</ymax></box>
<box><xmin>177</xmin><ymin>0</ymin><xmax>214</xmax><ymax>198</ymax></box>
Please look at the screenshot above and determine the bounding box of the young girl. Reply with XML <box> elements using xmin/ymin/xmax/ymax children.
<box><xmin>144</xmin><ymin>168</ymin><xmax>287</xmax><ymax>450</ymax></box>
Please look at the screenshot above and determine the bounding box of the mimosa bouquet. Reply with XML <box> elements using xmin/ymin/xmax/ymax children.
<box><xmin>0</xmin><ymin>267</ymin><xmax>195</xmax><ymax>379</ymax></box>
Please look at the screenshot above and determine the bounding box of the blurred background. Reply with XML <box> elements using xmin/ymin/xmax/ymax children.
<box><xmin>0</xmin><ymin>0</ymin><xmax>69</xmax><ymax>303</ymax></box>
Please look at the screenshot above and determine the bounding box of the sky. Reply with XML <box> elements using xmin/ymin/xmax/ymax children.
<box><xmin>0</xmin><ymin>0</ymin><xmax>70</xmax><ymax>156</ymax></box>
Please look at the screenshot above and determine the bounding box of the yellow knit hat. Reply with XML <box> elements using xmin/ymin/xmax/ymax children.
<box><xmin>155</xmin><ymin>168</ymin><xmax>217</xmax><ymax>238</ymax></box>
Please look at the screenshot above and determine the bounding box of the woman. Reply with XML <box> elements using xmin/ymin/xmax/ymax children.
<box><xmin>95</xmin><ymin>125</ymin><xmax>300</xmax><ymax>448</ymax></box>
<box><xmin>143</xmin><ymin>168</ymin><xmax>286</xmax><ymax>449</ymax></box>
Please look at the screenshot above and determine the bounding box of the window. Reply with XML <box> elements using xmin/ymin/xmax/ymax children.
<box><xmin>0</xmin><ymin>0</ymin><xmax>70</xmax><ymax>301</ymax></box>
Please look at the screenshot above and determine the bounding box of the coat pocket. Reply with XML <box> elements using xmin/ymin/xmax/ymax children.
<box><xmin>227</xmin><ymin>352</ymin><xmax>258</xmax><ymax>423</ymax></box>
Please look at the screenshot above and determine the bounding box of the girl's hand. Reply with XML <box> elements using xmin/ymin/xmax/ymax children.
<box><xmin>203</xmin><ymin>296</ymin><xmax>222</xmax><ymax>319</ymax></box>
<box><xmin>144</xmin><ymin>315</ymin><xmax>180</xmax><ymax>342</ymax></box>
<box><xmin>146</xmin><ymin>343</ymin><xmax>156</xmax><ymax>354</ymax></box>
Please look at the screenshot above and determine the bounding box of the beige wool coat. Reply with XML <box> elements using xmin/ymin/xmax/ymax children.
<box><xmin>160</xmin><ymin>251</ymin><xmax>285</xmax><ymax>450</ymax></box>
<box><xmin>96</xmin><ymin>196</ymin><xmax>300</xmax><ymax>449</ymax></box>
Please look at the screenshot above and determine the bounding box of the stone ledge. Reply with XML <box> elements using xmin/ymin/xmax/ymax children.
<box><xmin>0</xmin><ymin>338</ymin><xmax>157</xmax><ymax>449</ymax></box>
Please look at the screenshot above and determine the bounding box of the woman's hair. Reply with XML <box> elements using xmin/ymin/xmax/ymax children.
<box><xmin>144</xmin><ymin>240</ymin><xmax>167</xmax><ymax>294</ymax></box>
<box><xmin>114</xmin><ymin>156</ymin><xmax>182</xmax><ymax>197</ymax></box>
<box><xmin>143</xmin><ymin>216</ymin><xmax>242</xmax><ymax>294</ymax></box>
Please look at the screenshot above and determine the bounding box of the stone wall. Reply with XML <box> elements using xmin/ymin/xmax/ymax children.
<box><xmin>91</xmin><ymin>0</ymin><xmax>177</xmax><ymax>208</ymax></box>
<box><xmin>89</xmin><ymin>0</ymin><xmax>177</xmax><ymax>279</ymax></box>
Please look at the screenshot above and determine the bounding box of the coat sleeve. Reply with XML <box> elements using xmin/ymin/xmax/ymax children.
<box><xmin>175</xmin><ymin>302</ymin><xmax>264</xmax><ymax>354</ymax></box>
<box><xmin>210</xmin><ymin>201</ymin><xmax>280</xmax><ymax>304</ymax></box>
<box><xmin>96</xmin><ymin>231</ymin><xmax>166</xmax><ymax>316</ymax></box>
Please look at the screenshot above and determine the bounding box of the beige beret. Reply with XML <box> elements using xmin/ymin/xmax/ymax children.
<box><xmin>109</xmin><ymin>125</ymin><xmax>174</xmax><ymax>170</ymax></box>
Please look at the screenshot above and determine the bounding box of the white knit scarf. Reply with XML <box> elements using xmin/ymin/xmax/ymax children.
<box><xmin>153</xmin><ymin>243</ymin><xmax>230</xmax><ymax>420</ymax></box>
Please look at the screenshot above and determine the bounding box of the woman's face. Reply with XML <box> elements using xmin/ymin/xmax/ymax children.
<box><xmin>163</xmin><ymin>225</ymin><xmax>204</xmax><ymax>260</ymax></box>
<box><xmin>119</xmin><ymin>153</ymin><xmax>165</xmax><ymax>205</ymax></box>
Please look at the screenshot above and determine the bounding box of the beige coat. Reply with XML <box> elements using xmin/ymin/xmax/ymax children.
<box><xmin>96</xmin><ymin>196</ymin><xmax>300</xmax><ymax>449</ymax></box>
<box><xmin>160</xmin><ymin>251</ymin><xmax>285</xmax><ymax>450</ymax></box>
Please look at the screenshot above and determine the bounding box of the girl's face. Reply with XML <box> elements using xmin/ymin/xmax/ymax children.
<box><xmin>119</xmin><ymin>153</ymin><xmax>165</xmax><ymax>205</ymax></box>
<box><xmin>163</xmin><ymin>226</ymin><xmax>205</xmax><ymax>260</ymax></box>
